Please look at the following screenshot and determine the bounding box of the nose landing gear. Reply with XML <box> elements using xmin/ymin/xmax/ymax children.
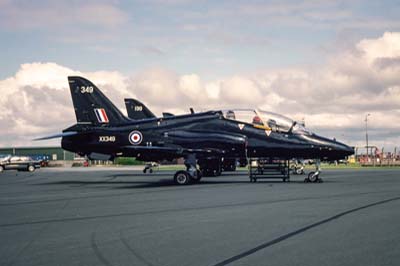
<box><xmin>304</xmin><ymin>159</ymin><xmax>323</xmax><ymax>183</ymax></box>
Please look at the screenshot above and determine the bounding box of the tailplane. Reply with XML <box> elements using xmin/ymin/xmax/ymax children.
<box><xmin>124</xmin><ymin>98</ymin><xmax>156</xmax><ymax>120</ymax></box>
<box><xmin>68</xmin><ymin>76</ymin><xmax>130</xmax><ymax>126</ymax></box>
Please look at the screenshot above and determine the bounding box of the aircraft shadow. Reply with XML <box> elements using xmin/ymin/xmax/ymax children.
<box><xmin>36</xmin><ymin>179</ymin><xmax>177</xmax><ymax>189</ymax></box>
<box><xmin>36</xmin><ymin>177</ymin><xmax>322</xmax><ymax>190</ymax></box>
<box><xmin>114</xmin><ymin>179</ymin><xmax>327</xmax><ymax>190</ymax></box>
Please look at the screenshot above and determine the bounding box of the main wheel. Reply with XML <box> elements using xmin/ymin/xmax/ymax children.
<box><xmin>27</xmin><ymin>165</ymin><xmax>35</xmax><ymax>172</ymax></box>
<box><xmin>0</xmin><ymin>165</ymin><xmax>4</xmax><ymax>173</ymax></box>
<box><xmin>174</xmin><ymin>171</ymin><xmax>190</xmax><ymax>185</ymax></box>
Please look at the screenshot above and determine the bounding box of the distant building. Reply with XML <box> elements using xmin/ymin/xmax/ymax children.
<box><xmin>0</xmin><ymin>146</ymin><xmax>75</xmax><ymax>161</ymax></box>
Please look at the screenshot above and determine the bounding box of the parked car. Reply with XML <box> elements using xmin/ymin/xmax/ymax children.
<box><xmin>29</xmin><ymin>155</ymin><xmax>50</xmax><ymax>167</ymax></box>
<box><xmin>0</xmin><ymin>155</ymin><xmax>41</xmax><ymax>173</ymax></box>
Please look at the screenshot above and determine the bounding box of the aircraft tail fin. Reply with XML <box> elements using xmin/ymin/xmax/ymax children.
<box><xmin>124</xmin><ymin>98</ymin><xmax>156</xmax><ymax>120</ymax></box>
<box><xmin>68</xmin><ymin>76</ymin><xmax>130</xmax><ymax>126</ymax></box>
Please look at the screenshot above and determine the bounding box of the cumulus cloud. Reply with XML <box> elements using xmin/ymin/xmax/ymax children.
<box><xmin>357</xmin><ymin>32</ymin><xmax>400</xmax><ymax>64</ymax></box>
<box><xmin>1</xmin><ymin>32</ymin><xmax>400</xmax><ymax>150</ymax></box>
<box><xmin>0</xmin><ymin>63</ymin><xmax>129</xmax><ymax>146</ymax></box>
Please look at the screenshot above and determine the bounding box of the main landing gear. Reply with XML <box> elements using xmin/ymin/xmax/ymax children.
<box><xmin>304</xmin><ymin>159</ymin><xmax>323</xmax><ymax>183</ymax></box>
<box><xmin>173</xmin><ymin>154</ymin><xmax>202</xmax><ymax>185</ymax></box>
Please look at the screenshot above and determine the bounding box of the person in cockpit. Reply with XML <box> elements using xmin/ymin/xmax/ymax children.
<box><xmin>226</xmin><ymin>110</ymin><xmax>236</xmax><ymax>120</ymax></box>
<box><xmin>267</xmin><ymin>119</ymin><xmax>277</xmax><ymax>131</ymax></box>
<box><xmin>252</xmin><ymin>115</ymin><xmax>263</xmax><ymax>126</ymax></box>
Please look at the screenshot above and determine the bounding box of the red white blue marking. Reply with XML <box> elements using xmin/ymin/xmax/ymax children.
<box><xmin>129</xmin><ymin>131</ymin><xmax>143</xmax><ymax>145</ymax></box>
<box><xmin>94</xmin><ymin>108</ymin><xmax>109</xmax><ymax>123</ymax></box>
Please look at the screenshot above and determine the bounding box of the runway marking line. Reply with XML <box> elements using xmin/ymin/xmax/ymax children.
<box><xmin>211</xmin><ymin>195</ymin><xmax>400</xmax><ymax>266</ymax></box>
<box><xmin>91</xmin><ymin>232</ymin><xmax>113</xmax><ymax>266</ymax></box>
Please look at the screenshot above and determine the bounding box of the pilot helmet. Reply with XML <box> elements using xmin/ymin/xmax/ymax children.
<box><xmin>226</xmin><ymin>110</ymin><xmax>236</xmax><ymax>120</ymax></box>
<box><xmin>253</xmin><ymin>115</ymin><xmax>262</xmax><ymax>124</ymax></box>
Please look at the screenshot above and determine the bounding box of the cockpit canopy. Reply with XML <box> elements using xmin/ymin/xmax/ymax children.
<box><xmin>221</xmin><ymin>109</ymin><xmax>310</xmax><ymax>134</ymax></box>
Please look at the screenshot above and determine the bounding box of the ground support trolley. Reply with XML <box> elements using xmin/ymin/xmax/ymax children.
<box><xmin>248</xmin><ymin>158</ymin><xmax>290</xmax><ymax>182</ymax></box>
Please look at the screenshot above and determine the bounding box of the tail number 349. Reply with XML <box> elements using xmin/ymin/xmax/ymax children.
<box><xmin>80</xmin><ymin>86</ymin><xmax>94</xmax><ymax>94</ymax></box>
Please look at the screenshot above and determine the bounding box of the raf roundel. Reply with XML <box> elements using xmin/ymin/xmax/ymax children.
<box><xmin>129</xmin><ymin>131</ymin><xmax>143</xmax><ymax>145</ymax></box>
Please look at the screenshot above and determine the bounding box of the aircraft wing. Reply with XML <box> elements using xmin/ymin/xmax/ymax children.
<box><xmin>121</xmin><ymin>130</ymin><xmax>246</xmax><ymax>161</ymax></box>
<box><xmin>122</xmin><ymin>145</ymin><xmax>223</xmax><ymax>156</ymax></box>
<box><xmin>33</xmin><ymin>131</ymin><xmax>79</xmax><ymax>141</ymax></box>
<box><xmin>167</xmin><ymin>130</ymin><xmax>247</xmax><ymax>146</ymax></box>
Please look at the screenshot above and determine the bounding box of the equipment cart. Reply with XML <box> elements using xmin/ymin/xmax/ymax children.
<box><xmin>248</xmin><ymin>158</ymin><xmax>290</xmax><ymax>182</ymax></box>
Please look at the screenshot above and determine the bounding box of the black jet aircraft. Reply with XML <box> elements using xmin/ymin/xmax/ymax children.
<box><xmin>37</xmin><ymin>76</ymin><xmax>353</xmax><ymax>185</ymax></box>
<box><xmin>124</xmin><ymin>98</ymin><xmax>237</xmax><ymax>173</ymax></box>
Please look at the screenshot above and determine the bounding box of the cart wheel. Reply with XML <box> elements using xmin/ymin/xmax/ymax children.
<box><xmin>149</xmin><ymin>169</ymin><xmax>153</xmax><ymax>173</ymax></box>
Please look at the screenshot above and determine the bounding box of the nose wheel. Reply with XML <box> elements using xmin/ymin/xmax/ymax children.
<box><xmin>304</xmin><ymin>159</ymin><xmax>323</xmax><ymax>183</ymax></box>
<box><xmin>305</xmin><ymin>171</ymin><xmax>323</xmax><ymax>183</ymax></box>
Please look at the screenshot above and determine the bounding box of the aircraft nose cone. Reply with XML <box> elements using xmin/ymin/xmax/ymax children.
<box><xmin>341</xmin><ymin>143</ymin><xmax>354</xmax><ymax>155</ymax></box>
<box><xmin>300</xmin><ymin>134</ymin><xmax>354</xmax><ymax>160</ymax></box>
<box><xmin>334</xmin><ymin>142</ymin><xmax>354</xmax><ymax>156</ymax></box>
<box><xmin>323</xmin><ymin>137</ymin><xmax>354</xmax><ymax>159</ymax></box>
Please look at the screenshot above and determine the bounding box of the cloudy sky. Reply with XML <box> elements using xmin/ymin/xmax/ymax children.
<box><xmin>0</xmin><ymin>0</ymin><xmax>400</xmax><ymax>152</ymax></box>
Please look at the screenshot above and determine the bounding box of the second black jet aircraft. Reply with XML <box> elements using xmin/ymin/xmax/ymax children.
<box><xmin>124</xmin><ymin>98</ymin><xmax>238</xmax><ymax>174</ymax></box>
